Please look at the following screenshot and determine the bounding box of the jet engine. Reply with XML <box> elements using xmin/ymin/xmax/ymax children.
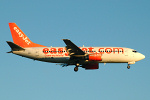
<box><xmin>82</xmin><ymin>63</ymin><xmax>99</xmax><ymax>69</ymax></box>
<box><xmin>85</xmin><ymin>53</ymin><xmax>102</xmax><ymax>61</ymax></box>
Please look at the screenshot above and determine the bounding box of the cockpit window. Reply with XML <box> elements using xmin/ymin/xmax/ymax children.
<box><xmin>132</xmin><ymin>50</ymin><xmax>138</xmax><ymax>53</ymax></box>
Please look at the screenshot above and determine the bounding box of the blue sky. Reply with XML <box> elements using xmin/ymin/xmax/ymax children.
<box><xmin>0</xmin><ymin>0</ymin><xmax>150</xmax><ymax>100</ymax></box>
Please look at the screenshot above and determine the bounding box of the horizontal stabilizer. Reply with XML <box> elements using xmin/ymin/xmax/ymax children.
<box><xmin>6</xmin><ymin>41</ymin><xmax>25</xmax><ymax>51</ymax></box>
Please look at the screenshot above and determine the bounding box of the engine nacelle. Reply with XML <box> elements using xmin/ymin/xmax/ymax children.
<box><xmin>82</xmin><ymin>63</ymin><xmax>99</xmax><ymax>69</ymax></box>
<box><xmin>85</xmin><ymin>53</ymin><xmax>102</xmax><ymax>61</ymax></box>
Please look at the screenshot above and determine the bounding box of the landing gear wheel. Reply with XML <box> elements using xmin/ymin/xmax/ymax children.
<box><xmin>127</xmin><ymin>65</ymin><xmax>130</xmax><ymax>69</ymax></box>
<box><xmin>74</xmin><ymin>67</ymin><xmax>78</xmax><ymax>72</ymax></box>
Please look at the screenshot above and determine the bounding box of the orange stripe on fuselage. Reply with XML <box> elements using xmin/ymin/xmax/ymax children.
<box><xmin>42</xmin><ymin>47</ymin><xmax>124</xmax><ymax>57</ymax></box>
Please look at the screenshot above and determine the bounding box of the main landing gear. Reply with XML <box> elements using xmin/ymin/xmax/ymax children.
<box><xmin>127</xmin><ymin>64</ymin><xmax>130</xmax><ymax>69</ymax></box>
<box><xmin>74</xmin><ymin>67</ymin><xmax>78</xmax><ymax>72</ymax></box>
<box><xmin>74</xmin><ymin>63</ymin><xmax>80</xmax><ymax>72</ymax></box>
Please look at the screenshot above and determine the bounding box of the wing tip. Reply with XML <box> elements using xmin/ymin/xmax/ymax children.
<box><xmin>62</xmin><ymin>39</ymin><xmax>70</xmax><ymax>41</ymax></box>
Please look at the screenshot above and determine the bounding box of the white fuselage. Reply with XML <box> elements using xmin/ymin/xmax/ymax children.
<box><xmin>7</xmin><ymin>23</ymin><xmax>145</xmax><ymax>71</ymax></box>
<box><xmin>12</xmin><ymin>47</ymin><xmax>145</xmax><ymax>64</ymax></box>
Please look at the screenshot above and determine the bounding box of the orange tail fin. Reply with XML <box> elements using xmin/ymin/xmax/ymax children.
<box><xmin>9</xmin><ymin>23</ymin><xmax>46</xmax><ymax>48</ymax></box>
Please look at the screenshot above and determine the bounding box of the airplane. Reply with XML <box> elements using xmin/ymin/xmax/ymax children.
<box><xmin>6</xmin><ymin>23</ymin><xmax>145</xmax><ymax>72</ymax></box>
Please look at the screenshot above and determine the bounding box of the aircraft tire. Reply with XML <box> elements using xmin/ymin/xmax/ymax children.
<box><xmin>74</xmin><ymin>67</ymin><xmax>78</xmax><ymax>72</ymax></box>
<box><xmin>127</xmin><ymin>65</ymin><xmax>130</xmax><ymax>69</ymax></box>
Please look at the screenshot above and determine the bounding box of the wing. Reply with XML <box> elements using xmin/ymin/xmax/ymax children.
<box><xmin>63</xmin><ymin>39</ymin><xmax>85</xmax><ymax>56</ymax></box>
<box><xmin>62</xmin><ymin>39</ymin><xmax>100</xmax><ymax>72</ymax></box>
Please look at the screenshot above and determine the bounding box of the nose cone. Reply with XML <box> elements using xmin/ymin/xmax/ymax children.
<box><xmin>141</xmin><ymin>54</ymin><xmax>145</xmax><ymax>60</ymax></box>
<box><xmin>139</xmin><ymin>54</ymin><xmax>145</xmax><ymax>60</ymax></box>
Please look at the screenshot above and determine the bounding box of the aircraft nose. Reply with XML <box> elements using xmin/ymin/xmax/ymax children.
<box><xmin>140</xmin><ymin>54</ymin><xmax>145</xmax><ymax>60</ymax></box>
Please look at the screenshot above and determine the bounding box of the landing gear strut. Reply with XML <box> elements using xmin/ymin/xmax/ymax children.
<box><xmin>74</xmin><ymin>63</ymin><xmax>80</xmax><ymax>72</ymax></box>
<box><xmin>127</xmin><ymin>65</ymin><xmax>130</xmax><ymax>69</ymax></box>
<box><xmin>76</xmin><ymin>63</ymin><xmax>80</xmax><ymax>67</ymax></box>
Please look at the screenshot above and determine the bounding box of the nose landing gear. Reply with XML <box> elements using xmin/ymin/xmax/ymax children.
<box><xmin>74</xmin><ymin>63</ymin><xmax>80</xmax><ymax>72</ymax></box>
<box><xmin>127</xmin><ymin>64</ymin><xmax>130</xmax><ymax>69</ymax></box>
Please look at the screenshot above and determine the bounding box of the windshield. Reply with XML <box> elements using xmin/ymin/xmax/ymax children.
<box><xmin>132</xmin><ymin>50</ymin><xmax>138</xmax><ymax>53</ymax></box>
